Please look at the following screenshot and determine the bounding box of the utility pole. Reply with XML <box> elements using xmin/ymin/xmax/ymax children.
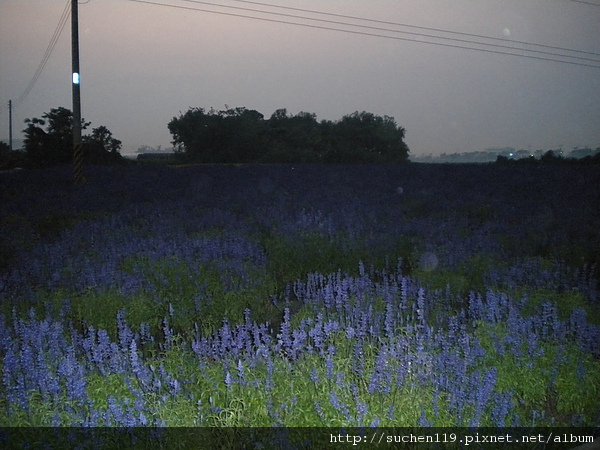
<box><xmin>72</xmin><ymin>0</ymin><xmax>85</xmax><ymax>183</ymax></box>
<box><xmin>8</xmin><ymin>100</ymin><xmax>12</xmax><ymax>151</ymax></box>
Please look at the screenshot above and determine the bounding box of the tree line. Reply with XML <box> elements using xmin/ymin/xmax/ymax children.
<box><xmin>168</xmin><ymin>107</ymin><xmax>410</xmax><ymax>164</ymax></box>
<box><xmin>4</xmin><ymin>105</ymin><xmax>599</xmax><ymax>169</ymax></box>
<box><xmin>495</xmin><ymin>150</ymin><xmax>600</xmax><ymax>165</ymax></box>
<box><xmin>0</xmin><ymin>107</ymin><xmax>124</xmax><ymax>170</ymax></box>
<box><xmin>1</xmin><ymin>106</ymin><xmax>411</xmax><ymax>169</ymax></box>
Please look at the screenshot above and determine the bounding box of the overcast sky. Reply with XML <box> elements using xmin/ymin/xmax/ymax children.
<box><xmin>1</xmin><ymin>0</ymin><xmax>599</xmax><ymax>156</ymax></box>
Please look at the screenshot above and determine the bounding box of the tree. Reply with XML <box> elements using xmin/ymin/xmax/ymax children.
<box><xmin>23</xmin><ymin>107</ymin><xmax>89</xmax><ymax>167</ymax></box>
<box><xmin>267</xmin><ymin>109</ymin><xmax>323</xmax><ymax>162</ymax></box>
<box><xmin>540</xmin><ymin>150</ymin><xmax>562</xmax><ymax>164</ymax></box>
<box><xmin>219</xmin><ymin>106</ymin><xmax>267</xmax><ymax>163</ymax></box>
<box><xmin>168</xmin><ymin>106</ymin><xmax>410</xmax><ymax>164</ymax></box>
<box><xmin>169</xmin><ymin>107</ymin><xmax>267</xmax><ymax>163</ymax></box>
<box><xmin>23</xmin><ymin>107</ymin><xmax>122</xmax><ymax>167</ymax></box>
<box><xmin>168</xmin><ymin>107</ymin><xmax>221</xmax><ymax>163</ymax></box>
<box><xmin>83</xmin><ymin>125</ymin><xmax>123</xmax><ymax>164</ymax></box>
<box><xmin>328</xmin><ymin>111</ymin><xmax>410</xmax><ymax>163</ymax></box>
<box><xmin>0</xmin><ymin>141</ymin><xmax>13</xmax><ymax>169</ymax></box>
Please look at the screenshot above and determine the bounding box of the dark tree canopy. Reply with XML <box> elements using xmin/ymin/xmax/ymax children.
<box><xmin>325</xmin><ymin>111</ymin><xmax>409</xmax><ymax>163</ymax></box>
<box><xmin>0</xmin><ymin>141</ymin><xmax>21</xmax><ymax>170</ymax></box>
<box><xmin>167</xmin><ymin>107</ymin><xmax>267</xmax><ymax>163</ymax></box>
<box><xmin>23</xmin><ymin>107</ymin><xmax>86</xmax><ymax>167</ymax></box>
<box><xmin>266</xmin><ymin>109</ymin><xmax>323</xmax><ymax>163</ymax></box>
<box><xmin>168</xmin><ymin>107</ymin><xmax>410</xmax><ymax>164</ymax></box>
<box><xmin>83</xmin><ymin>125</ymin><xmax>123</xmax><ymax>164</ymax></box>
<box><xmin>22</xmin><ymin>107</ymin><xmax>123</xmax><ymax>168</ymax></box>
<box><xmin>495</xmin><ymin>149</ymin><xmax>600</xmax><ymax>165</ymax></box>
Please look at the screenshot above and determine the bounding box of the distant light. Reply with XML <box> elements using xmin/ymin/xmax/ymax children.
<box><xmin>509</xmin><ymin>153</ymin><xmax>514</xmax><ymax>157</ymax></box>
<box><xmin>72</xmin><ymin>73</ymin><xmax>80</xmax><ymax>84</ymax></box>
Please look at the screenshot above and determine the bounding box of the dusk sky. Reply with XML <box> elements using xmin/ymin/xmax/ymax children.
<box><xmin>1</xmin><ymin>0</ymin><xmax>599</xmax><ymax>156</ymax></box>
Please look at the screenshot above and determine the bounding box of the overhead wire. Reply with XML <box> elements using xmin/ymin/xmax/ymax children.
<box><xmin>569</xmin><ymin>0</ymin><xmax>600</xmax><ymax>6</ymax></box>
<box><xmin>126</xmin><ymin>0</ymin><xmax>600</xmax><ymax>69</ymax></box>
<box><xmin>188</xmin><ymin>0</ymin><xmax>600</xmax><ymax>64</ymax></box>
<box><xmin>231</xmin><ymin>0</ymin><xmax>600</xmax><ymax>58</ymax></box>
<box><xmin>11</xmin><ymin>0</ymin><xmax>71</xmax><ymax>110</ymax></box>
<box><xmin>2</xmin><ymin>0</ymin><xmax>598</xmax><ymax>119</ymax></box>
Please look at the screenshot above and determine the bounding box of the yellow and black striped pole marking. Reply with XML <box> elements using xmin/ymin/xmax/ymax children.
<box><xmin>73</xmin><ymin>141</ymin><xmax>85</xmax><ymax>184</ymax></box>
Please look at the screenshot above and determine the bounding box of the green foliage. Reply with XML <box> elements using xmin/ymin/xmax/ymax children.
<box><xmin>2</xmin><ymin>165</ymin><xmax>598</xmax><ymax>429</ymax></box>
<box><xmin>22</xmin><ymin>107</ymin><xmax>123</xmax><ymax>168</ymax></box>
<box><xmin>473</xmin><ymin>320</ymin><xmax>600</xmax><ymax>425</ymax></box>
<box><xmin>82</xmin><ymin>125</ymin><xmax>124</xmax><ymax>164</ymax></box>
<box><xmin>168</xmin><ymin>106</ymin><xmax>268</xmax><ymax>163</ymax></box>
<box><xmin>0</xmin><ymin>141</ymin><xmax>26</xmax><ymax>170</ymax></box>
<box><xmin>262</xmin><ymin>231</ymin><xmax>418</xmax><ymax>294</ymax></box>
<box><xmin>519</xmin><ymin>288</ymin><xmax>600</xmax><ymax>325</ymax></box>
<box><xmin>265</xmin><ymin>109</ymin><xmax>324</xmax><ymax>162</ymax></box>
<box><xmin>496</xmin><ymin>148</ymin><xmax>600</xmax><ymax>165</ymax></box>
<box><xmin>414</xmin><ymin>253</ymin><xmax>496</xmax><ymax>296</ymax></box>
<box><xmin>263</xmin><ymin>232</ymin><xmax>352</xmax><ymax>286</ymax></box>
<box><xmin>23</xmin><ymin>107</ymin><xmax>84</xmax><ymax>167</ymax></box>
<box><xmin>168</xmin><ymin>106</ymin><xmax>410</xmax><ymax>164</ymax></box>
<box><xmin>3</xmin><ymin>266</ymin><xmax>599</xmax><ymax>428</ymax></box>
<box><xmin>48</xmin><ymin>253</ymin><xmax>281</xmax><ymax>341</ymax></box>
<box><xmin>329</xmin><ymin>111</ymin><xmax>409</xmax><ymax>163</ymax></box>
<box><xmin>0</xmin><ymin>213</ymin><xmax>37</xmax><ymax>271</ymax></box>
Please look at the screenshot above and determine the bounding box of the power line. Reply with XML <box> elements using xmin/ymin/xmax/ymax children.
<box><xmin>127</xmin><ymin>0</ymin><xmax>600</xmax><ymax>68</ymax></box>
<box><xmin>1</xmin><ymin>0</ymin><xmax>597</xmax><ymax>120</ymax></box>
<box><xmin>188</xmin><ymin>0</ymin><xmax>600</xmax><ymax>64</ymax></box>
<box><xmin>569</xmin><ymin>0</ymin><xmax>600</xmax><ymax>6</ymax></box>
<box><xmin>231</xmin><ymin>0</ymin><xmax>600</xmax><ymax>58</ymax></box>
<box><xmin>12</xmin><ymin>0</ymin><xmax>71</xmax><ymax>109</ymax></box>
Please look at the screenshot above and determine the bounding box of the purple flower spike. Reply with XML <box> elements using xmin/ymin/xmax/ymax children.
<box><xmin>330</xmin><ymin>390</ymin><xmax>351</xmax><ymax>421</ymax></box>
<box><xmin>236</xmin><ymin>359</ymin><xmax>245</xmax><ymax>385</ymax></box>
<box><xmin>491</xmin><ymin>391</ymin><xmax>513</xmax><ymax>427</ymax></box>
<box><xmin>116</xmin><ymin>309</ymin><xmax>134</xmax><ymax>354</ymax></box>
<box><xmin>326</xmin><ymin>346</ymin><xmax>335</xmax><ymax>380</ymax></box>
<box><xmin>310</xmin><ymin>366</ymin><xmax>320</xmax><ymax>384</ymax></box>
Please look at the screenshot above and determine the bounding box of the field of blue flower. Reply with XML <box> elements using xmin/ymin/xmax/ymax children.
<box><xmin>0</xmin><ymin>163</ymin><xmax>599</xmax><ymax>433</ymax></box>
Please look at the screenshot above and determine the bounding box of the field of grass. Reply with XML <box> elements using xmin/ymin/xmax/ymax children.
<box><xmin>0</xmin><ymin>163</ymin><xmax>599</xmax><ymax>446</ymax></box>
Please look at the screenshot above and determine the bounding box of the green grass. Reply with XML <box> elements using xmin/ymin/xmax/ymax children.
<box><xmin>473</xmin><ymin>320</ymin><xmax>600</xmax><ymax>425</ymax></box>
<box><xmin>1</xmin><ymin>215</ymin><xmax>599</xmax><ymax>429</ymax></box>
